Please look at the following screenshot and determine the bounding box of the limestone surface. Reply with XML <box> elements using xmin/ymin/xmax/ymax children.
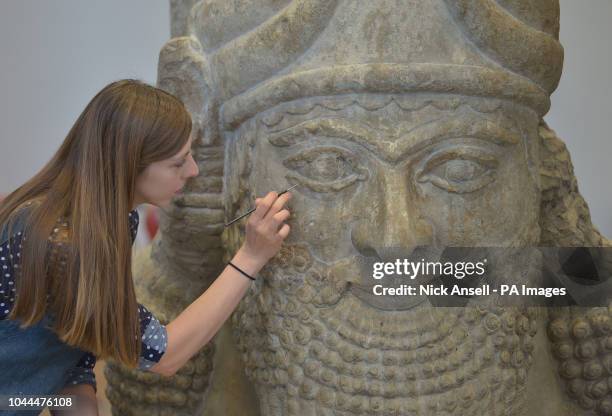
<box><xmin>105</xmin><ymin>1</ymin><xmax>611</xmax><ymax>415</ymax></box>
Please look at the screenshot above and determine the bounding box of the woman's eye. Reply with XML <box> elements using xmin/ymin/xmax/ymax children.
<box><xmin>175</xmin><ymin>154</ymin><xmax>191</xmax><ymax>168</ymax></box>
<box><xmin>418</xmin><ymin>151</ymin><xmax>498</xmax><ymax>194</ymax></box>
<box><xmin>283</xmin><ymin>147</ymin><xmax>367</xmax><ymax>192</ymax></box>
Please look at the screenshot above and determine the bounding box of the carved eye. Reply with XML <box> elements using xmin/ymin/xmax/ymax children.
<box><xmin>418</xmin><ymin>148</ymin><xmax>498</xmax><ymax>194</ymax></box>
<box><xmin>283</xmin><ymin>147</ymin><xmax>367</xmax><ymax>192</ymax></box>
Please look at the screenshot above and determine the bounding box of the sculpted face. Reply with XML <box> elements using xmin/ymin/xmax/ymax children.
<box><xmin>228</xmin><ymin>94</ymin><xmax>542</xmax><ymax>414</ymax></box>
<box><xmin>240</xmin><ymin>94</ymin><xmax>541</xmax><ymax>306</ymax></box>
<box><xmin>257</xmin><ymin>94</ymin><xmax>539</xmax><ymax>244</ymax></box>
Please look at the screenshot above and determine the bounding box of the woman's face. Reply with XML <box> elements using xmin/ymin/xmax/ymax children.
<box><xmin>133</xmin><ymin>137</ymin><xmax>199</xmax><ymax>209</ymax></box>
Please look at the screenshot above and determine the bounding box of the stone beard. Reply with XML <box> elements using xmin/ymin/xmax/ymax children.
<box><xmin>225</xmin><ymin>94</ymin><xmax>544</xmax><ymax>415</ymax></box>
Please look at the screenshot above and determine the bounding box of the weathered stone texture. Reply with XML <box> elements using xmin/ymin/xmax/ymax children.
<box><xmin>105</xmin><ymin>1</ymin><xmax>610</xmax><ymax>415</ymax></box>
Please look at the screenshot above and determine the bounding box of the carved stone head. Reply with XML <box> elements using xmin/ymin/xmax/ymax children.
<box><xmin>170</xmin><ymin>1</ymin><xmax>561</xmax><ymax>414</ymax></box>
<box><xmin>217</xmin><ymin>0</ymin><xmax>560</xmax><ymax>292</ymax></box>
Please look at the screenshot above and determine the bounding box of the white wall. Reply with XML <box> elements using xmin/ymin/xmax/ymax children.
<box><xmin>0</xmin><ymin>0</ymin><xmax>610</xmax><ymax>237</ymax></box>
<box><xmin>546</xmin><ymin>0</ymin><xmax>612</xmax><ymax>238</ymax></box>
<box><xmin>0</xmin><ymin>0</ymin><xmax>169</xmax><ymax>193</ymax></box>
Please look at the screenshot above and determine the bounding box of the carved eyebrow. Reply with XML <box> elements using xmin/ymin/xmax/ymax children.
<box><xmin>267</xmin><ymin>115</ymin><xmax>520</xmax><ymax>163</ymax></box>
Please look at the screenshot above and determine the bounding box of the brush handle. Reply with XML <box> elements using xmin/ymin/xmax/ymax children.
<box><xmin>224</xmin><ymin>207</ymin><xmax>257</xmax><ymax>227</ymax></box>
<box><xmin>224</xmin><ymin>185</ymin><xmax>297</xmax><ymax>227</ymax></box>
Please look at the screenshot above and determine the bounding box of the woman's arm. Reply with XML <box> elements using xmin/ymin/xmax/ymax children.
<box><xmin>150</xmin><ymin>191</ymin><xmax>291</xmax><ymax>377</ymax></box>
<box><xmin>149</xmin><ymin>248</ymin><xmax>263</xmax><ymax>376</ymax></box>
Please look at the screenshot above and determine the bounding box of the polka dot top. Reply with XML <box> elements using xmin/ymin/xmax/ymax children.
<box><xmin>0</xmin><ymin>209</ymin><xmax>168</xmax><ymax>390</ymax></box>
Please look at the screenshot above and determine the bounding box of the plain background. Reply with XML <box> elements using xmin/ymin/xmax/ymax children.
<box><xmin>0</xmin><ymin>0</ymin><xmax>610</xmax><ymax>238</ymax></box>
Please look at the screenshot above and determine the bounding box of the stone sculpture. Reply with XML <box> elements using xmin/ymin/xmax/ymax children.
<box><xmin>105</xmin><ymin>1</ymin><xmax>612</xmax><ymax>415</ymax></box>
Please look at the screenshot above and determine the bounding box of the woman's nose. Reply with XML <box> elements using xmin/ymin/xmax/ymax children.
<box><xmin>350</xmin><ymin>169</ymin><xmax>434</xmax><ymax>258</ymax></box>
<box><xmin>186</xmin><ymin>154</ymin><xmax>199</xmax><ymax>178</ymax></box>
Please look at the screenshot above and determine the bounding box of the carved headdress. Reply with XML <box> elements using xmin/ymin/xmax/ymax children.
<box><xmin>161</xmin><ymin>0</ymin><xmax>563</xmax><ymax>147</ymax></box>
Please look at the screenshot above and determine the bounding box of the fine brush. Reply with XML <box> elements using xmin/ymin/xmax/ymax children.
<box><xmin>224</xmin><ymin>184</ymin><xmax>297</xmax><ymax>227</ymax></box>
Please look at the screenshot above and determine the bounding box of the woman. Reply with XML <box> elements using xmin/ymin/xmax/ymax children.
<box><xmin>0</xmin><ymin>79</ymin><xmax>291</xmax><ymax>415</ymax></box>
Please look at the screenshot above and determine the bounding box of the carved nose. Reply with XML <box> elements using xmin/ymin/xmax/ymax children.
<box><xmin>350</xmin><ymin>171</ymin><xmax>433</xmax><ymax>259</ymax></box>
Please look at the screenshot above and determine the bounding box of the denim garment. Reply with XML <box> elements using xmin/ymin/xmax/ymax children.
<box><xmin>0</xmin><ymin>206</ymin><xmax>167</xmax><ymax>416</ymax></box>
<box><xmin>0</xmin><ymin>317</ymin><xmax>86</xmax><ymax>415</ymax></box>
<box><xmin>0</xmin><ymin>207</ymin><xmax>86</xmax><ymax>416</ymax></box>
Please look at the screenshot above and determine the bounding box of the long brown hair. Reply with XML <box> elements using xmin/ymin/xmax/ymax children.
<box><xmin>0</xmin><ymin>79</ymin><xmax>192</xmax><ymax>366</ymax></box>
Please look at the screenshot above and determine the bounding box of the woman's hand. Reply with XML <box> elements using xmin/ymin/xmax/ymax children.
<box><xmin>237</xmin><ymin>191</ymin><xmax>292</xmax><ymax>270</ymax></box>
<box><xmin>151</xmin><ymin>191</ymin><xmax>292</xmax><ymax>377</ymax></box>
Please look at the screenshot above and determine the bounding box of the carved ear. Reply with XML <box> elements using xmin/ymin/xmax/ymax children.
<box><xmin>154</xmin><ymin>36</ymin><xmax>227</xmax><ymax>281</ymax></box>
<box><xmin>538</xmin><ymin>122</ymin><xmax>610</xmax><ymax>247</ymax></box>
<box><xmin>158</xmin><ymin>36</ymin><xmax>220</xmax><ymax>147</ymax></box>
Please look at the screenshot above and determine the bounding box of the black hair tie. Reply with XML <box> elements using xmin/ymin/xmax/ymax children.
<box><xmin>228</xmin><ymin>261</ymin><xmax>256</xmax><ymax>281</ymax></box>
